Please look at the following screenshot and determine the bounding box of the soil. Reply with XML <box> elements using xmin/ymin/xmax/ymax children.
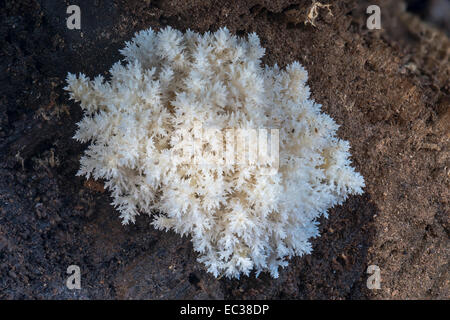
<box><xmin>0</xmin><ymin>0</ymin><xmax>448</xmax><ymax>299</ymax></box>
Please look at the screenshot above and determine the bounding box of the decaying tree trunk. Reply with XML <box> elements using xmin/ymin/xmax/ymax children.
<box><xmin>0</xmin><ymin>0</ymin><xmax>448</xmax><ymax>299</ymax></box>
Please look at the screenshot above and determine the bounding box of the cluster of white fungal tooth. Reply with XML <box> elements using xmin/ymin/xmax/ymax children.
<box><xmin>65</xmin><ymin>26</ymin><xmax>364</xmax><ymax>278</ymax></box>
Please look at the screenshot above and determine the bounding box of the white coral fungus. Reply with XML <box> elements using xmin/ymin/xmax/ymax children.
<box><xmin>65</xmin><ymin>27</ymin><xmax>364</xmax><ymax>278</ymax></box>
